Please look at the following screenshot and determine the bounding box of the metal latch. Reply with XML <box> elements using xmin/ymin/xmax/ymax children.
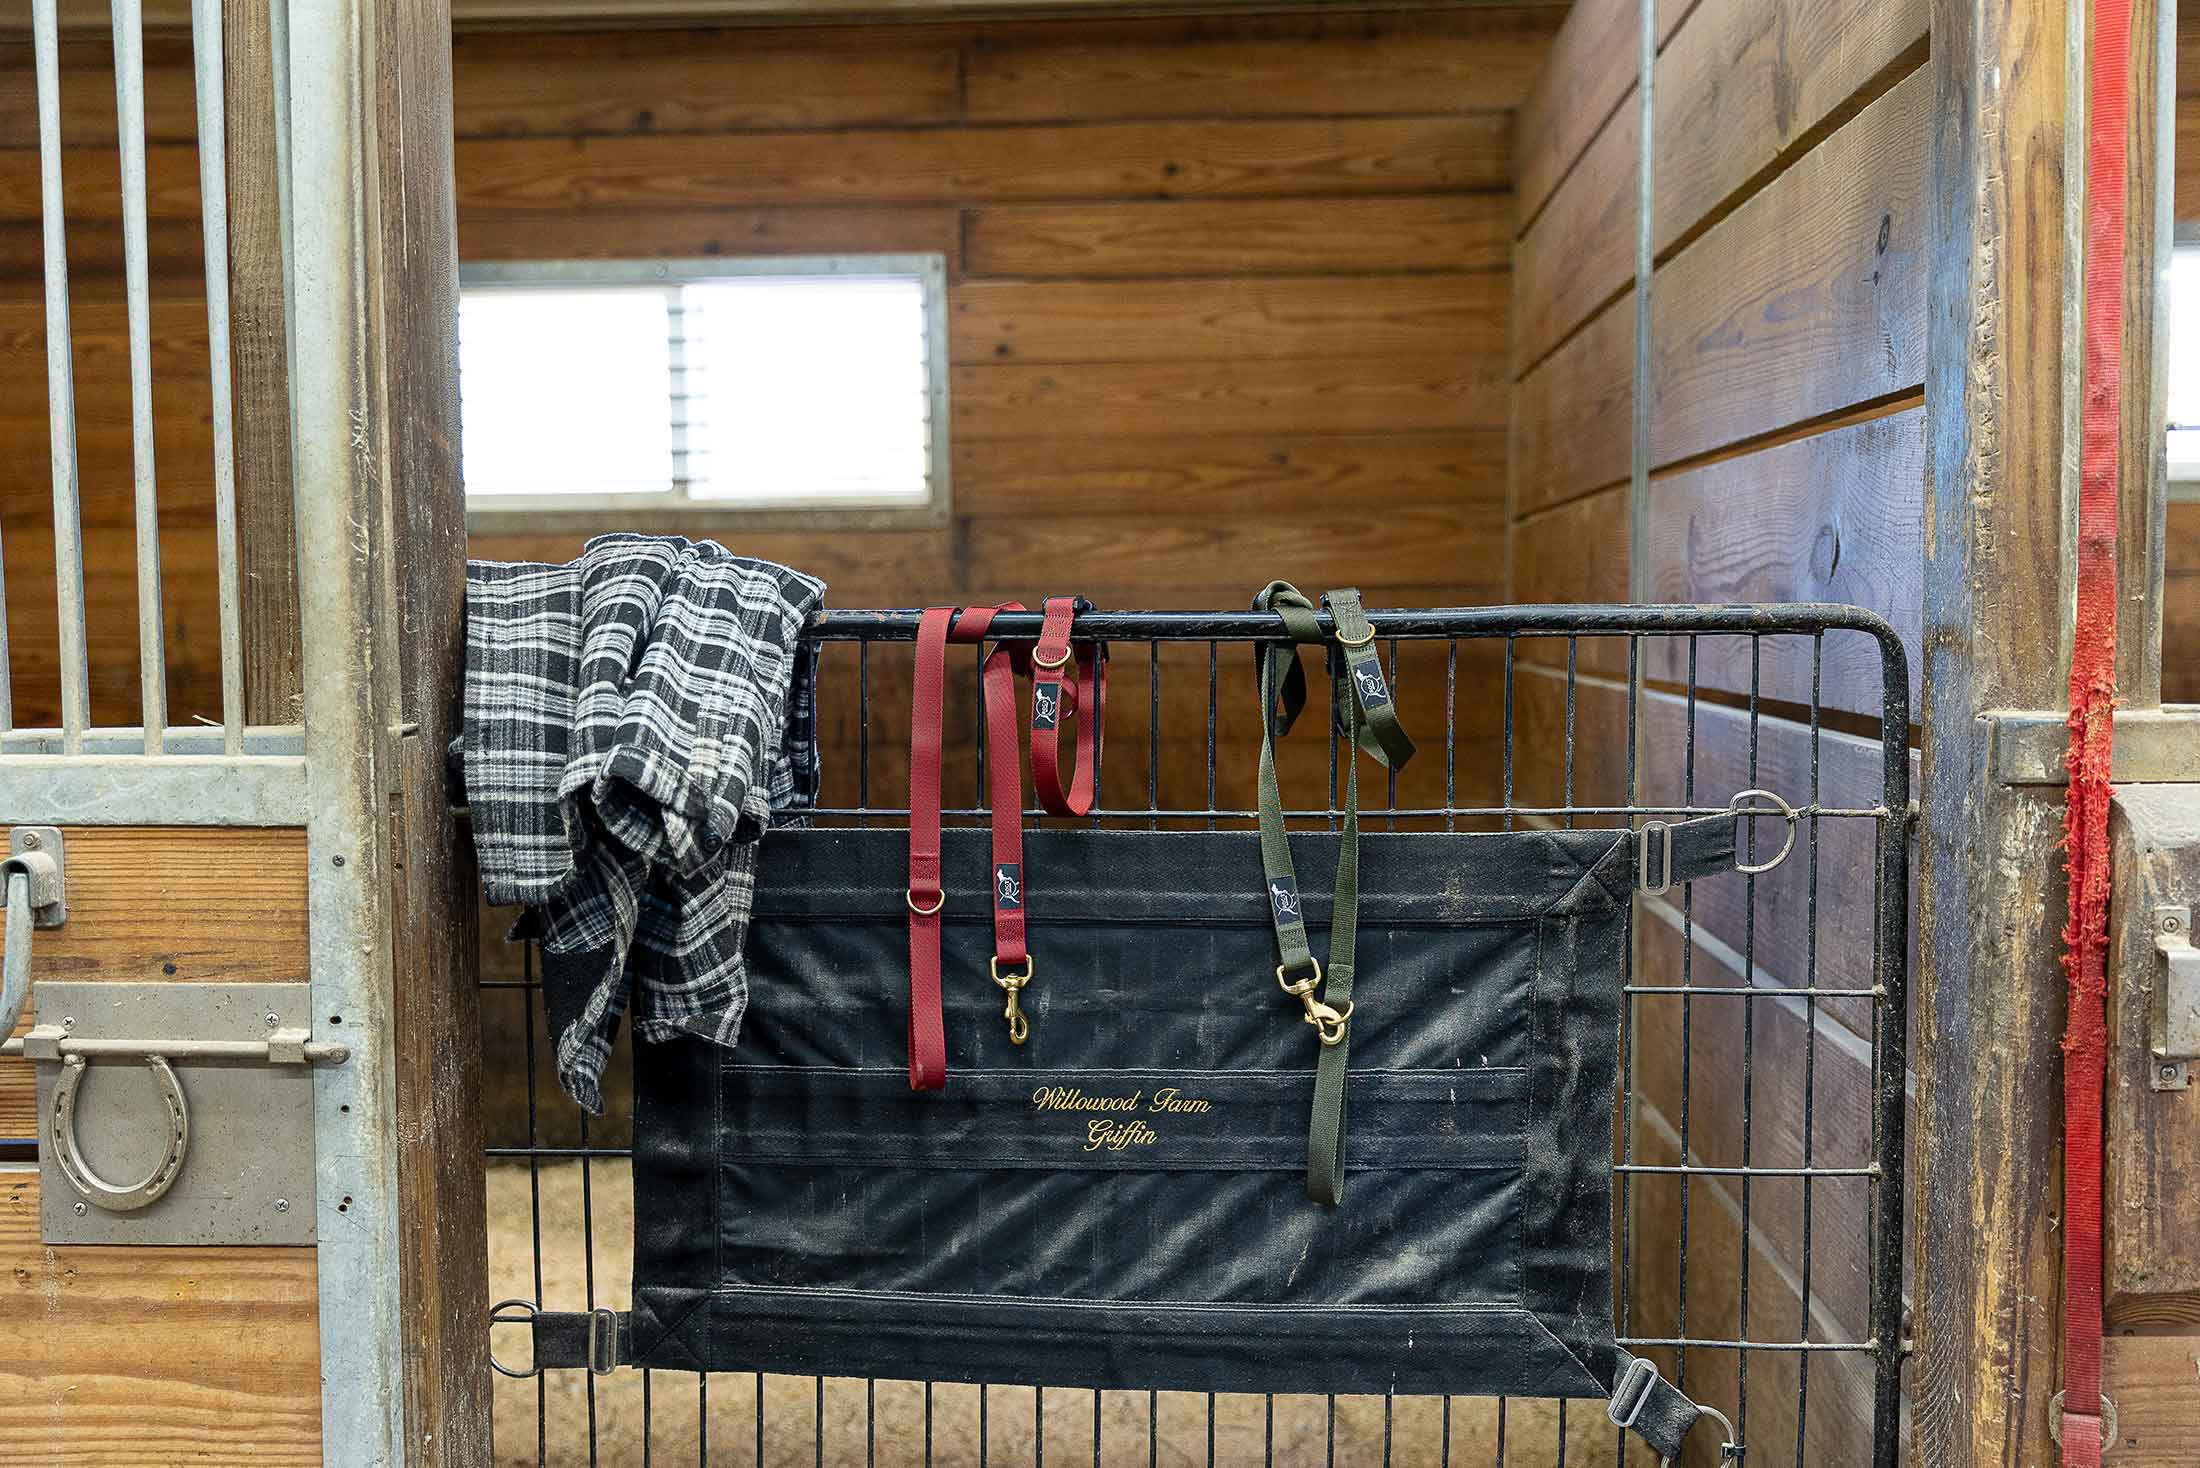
<box><xmin>0</xmin><ymin>826</ymin><xmax>66</xmax><ymax>1038</ymax></box>
<box><xmin>2152</xmin><ymin>906</ymin><xmax>2199</xmax><ymax>1091</ymax></box>
<box><xmin>5</xmin><ymin>982</ymin><xmax>346</xmax><ymax>1244</ymax></box>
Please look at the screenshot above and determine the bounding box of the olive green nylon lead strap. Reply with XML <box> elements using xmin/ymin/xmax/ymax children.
<box><xmin>1250</xmin><ymin>583</ymin><xmax>1414</xmax><ymax>1205</ymax></box>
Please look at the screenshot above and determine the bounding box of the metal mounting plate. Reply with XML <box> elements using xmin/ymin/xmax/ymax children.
<box><xmin>35</xmin><ymin>982</ymin><xmax>317</xmax><ymax>1245</ymax></box>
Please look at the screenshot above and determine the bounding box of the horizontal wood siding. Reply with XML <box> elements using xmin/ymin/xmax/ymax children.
<box><xmin>0</xmin><ymin>826</ymin><xmax>318</xmax><ymax>1459</ymax></box>
<box><xmin>443</xmin><ymin>10</ymin><xmax>1542</xmax><ymax>1138</ymax></box>
<box><xmin>0</xmin><ymin>10</ymin><xmax>1535</xmax><ymax>739</ymax></box>
<box><xmin>1510</xmin><ymin>5</ymin><xmax>1928</xmax><ymax>1459</ymax></box>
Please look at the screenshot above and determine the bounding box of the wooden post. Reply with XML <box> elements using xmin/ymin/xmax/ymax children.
<box><xmin>223</xmin><ymin>0</ymin><xmax>302</xmax><ymax>724</ymax></box>
<box><xmin>1914</xmin><ymin>0</ymin><xmax>2078</xmax><ymax>1462</ymax></box>
<box><xmin>1917</xmin><ymin>0</ymin><xmax>2176</xmax><ymax>1462</ymax></box>
<box><xmin>358</xmin><ymin>0</ymin><xmax>489</xmax><ymax>1461</ymax></box>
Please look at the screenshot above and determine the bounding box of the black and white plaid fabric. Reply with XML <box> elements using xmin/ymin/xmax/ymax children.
<box><xmin>459</xmin><ymin>534</ymin><xmax>826</xmax><ymax>1112</ymax></box>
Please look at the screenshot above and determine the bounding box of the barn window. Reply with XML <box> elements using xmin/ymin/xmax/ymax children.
<box><xmin>2170</xmin><ymin>241</ymin><xmax>2200</xmax><ymax>493</ymax></box>
<box><xmin>456</xmin><ymin>256</ymin><xmax>949</xmax><ymax>526</ymax></box>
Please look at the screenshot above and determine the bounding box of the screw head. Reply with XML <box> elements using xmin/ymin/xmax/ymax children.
<box><xmin>266</xmin><ymin>1013</ymin><xmax>280</xmax><ymax>1028</ymax></box>
<box><xmin>2165</xmin><ymin>912</ymin><xmax>2187</xmax><ymax>934</ymax></box>
<box><xmin>71</xmin><ymin>1201</ymin><xmax>86</xmax><ymax>1216</ymax></box>
<box><xmin>60</xmin><ymin>1016</ymin><xmax>73</xmax><ymax>1031</ymax></box>
<box><xmin>19</xmin><ymin>832</ymin><xmax>41</xmax><ymax>850</ymax></box>
<box><xmin>274</xmin><ymin>1198</ymin><xmax>289</xmax><ymax>1213</ymax></box>
<box><xmin>2163</xmin><ymin>1064</ymin><xmax>2182</xmax><ymax>1082</ymax></box>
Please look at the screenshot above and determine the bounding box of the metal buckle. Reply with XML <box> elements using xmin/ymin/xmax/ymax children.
<box><xmin>489</xmin><ymin>1301</ymin><xmax>618</xmax><ymax>1378</ymax></box>
<box><xmin>584</xmin><ymin>1306</ymin><xmax>619</xmax><ymax>1376</ymax></box>
<box><xmin>1729</xmin><ymin>787</ymin><xmax>1799</xmax><ymax>874</ymax></box>
<box><xmin>1637</xmin><ymin>821</ymin><xmax>1674</xmax><ymax>895</ymax></box>
<box><xmin>905</xmin><ymin>886</ymin><xmax>945</xmax><ymax>916</ymax></box>
<box><xmin>488</xmin><ymin>1298</ymin><xmax>540</xmax><ymax>1378</ymax></box>
<box><xmin>1608</xmin><ymin>1356</ymin><xmax>1659</xmax><ymax>1430</ymax></box>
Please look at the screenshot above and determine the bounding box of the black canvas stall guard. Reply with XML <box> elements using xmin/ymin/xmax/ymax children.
<box><xmin>524</xmin><ymin>811</ymin><xmax>1775</xmax><ymax>1461</ymax></box>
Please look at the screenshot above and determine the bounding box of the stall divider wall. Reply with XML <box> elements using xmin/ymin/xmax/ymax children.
<box><xmin>1511</xmin><ymin>6</ymin><xmax>1929</xmax><ymax>1459</ymax></box>
<box><xmin>0</xmin><ymin>0</ymin><xmax>480</xmax><ymax>1462</ymax></box>
<box><xmin>1511</xmin><ymin>0</ymin><xmax>2192</xmax><ymax>1462</ymax></box>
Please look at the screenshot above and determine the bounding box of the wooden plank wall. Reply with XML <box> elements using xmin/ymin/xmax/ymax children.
<box><xmin>1509</xmin><ymin>1</ymin><xmax>1928</xmax><ymax>1462</ymax></box>
<box><xmin>442</xmin><ymin>9</ymin><xmax>1561</xmax><ymax>1136</ymax></box>
<box><xmin>0</xmin><ymin>829</ymin><xmax>322</xmax><ymax>1464</ymax></box>
<box><xmin>0</xmin><ymin>8</ymin><xmax>1552</xmax><ymax>744</ymax></box>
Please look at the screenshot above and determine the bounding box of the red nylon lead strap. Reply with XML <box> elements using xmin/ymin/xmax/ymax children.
<box><xmin>1029</xmin><ymin>596</ymin><xmax>1106</xmax><ymax>818</ymax></box>
<box><xmin>2061</xmin><ymin>0</ymin><xmax>2132</xmax><ymax>1459</ymax></box>
<box><xmin>907</xmin><ymin>605</ymin><xmax>1040</xmax><ymax>1090</ymax></box>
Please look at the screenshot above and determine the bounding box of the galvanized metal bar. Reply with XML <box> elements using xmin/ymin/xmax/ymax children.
<box><xmin>0</xmin><ymin>755</ymin><xmax>308</xmax><ymax>826</ymax></box>
<box><xmin>31</xmin><ymin>0</ymin><xmax>89</xmax><ymax>753</ymax></box>
<box><xmin>286</xmin><ymin>0</ymin><xmax>407</xmax><ymax>1456</ymax></box>
<box><xmin>111</xmin><ymin>0</ymin><xmax>169</xmax><ymax>751</ymax></box>
<box><xmin>191</xmin><ymin>0</ymin><xmax>248</xmax><ymax>754</ymax></box>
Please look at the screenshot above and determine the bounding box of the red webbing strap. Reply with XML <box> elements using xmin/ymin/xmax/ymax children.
<box><xmin>2061</xmin><ymin>0</ymin><xmax>2131</xmax><ymax>1459</ymax></box>
<box><xmin>1029</xmin><ymin>596</ymin><xmax>1106</xmax><ymax>818</ymax></box>
<box><xmin>907</xmin><ymin>605</ymin><xmax>1034</xmax><ymax>1089</ymax></box>
<box><xmin>907</xmin><ymin>607</ymin><xmax>955</xmax><ymax>1091</ymax></box>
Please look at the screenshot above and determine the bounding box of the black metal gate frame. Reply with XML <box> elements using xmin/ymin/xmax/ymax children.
<box><xmin>485</xmin><ymin>601</ymin><xmax>1912</xmax><ymax>1468</ymax></box>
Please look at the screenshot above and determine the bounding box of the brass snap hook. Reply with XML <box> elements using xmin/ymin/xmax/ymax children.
<box><xmin>990</xmin><ymin>955</ymin><xmax>1034</xmax><ymax>1045</ymax></box>
<box><xmin>1276</xmin><ymin>960</ymin><xmax>1351</xmax><ymax>1045</ymax></box>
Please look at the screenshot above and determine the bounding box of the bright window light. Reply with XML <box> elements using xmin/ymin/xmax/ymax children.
<box><xmin>2168</xmin><ymin>245</ymin><xmax>2200</xmax><ymax>482</ymax></box>
<box><xmin>458</xmin><ymin>257</ymin><xmax>946</xmax><ymax>514</ymax></box>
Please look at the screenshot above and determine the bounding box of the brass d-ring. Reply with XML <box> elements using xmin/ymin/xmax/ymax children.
<box><xmin>51</xmin><ymin>1052</ymin><xmax>190</xmax><ymax>1213</ymax></box>
<box><xmin>1032</xmin><ymin>645</ymin><xmax>1072</xmax><ymax>669</ymax></box>
<box><xmin>906</xmin><ymin>886</ymin><xmax>945</xmax><ymax>916</ymax></box>
<box><xmin>1333</xmin><ymin>624</ymin><xmax>1376</xmax><ymax>647</ymax></box>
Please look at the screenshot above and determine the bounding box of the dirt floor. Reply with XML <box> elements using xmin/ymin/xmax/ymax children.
<box><xmin>486</xmin><ymin>1162</ymin><xmax>1652</xmax><ymax>1465</ymax></box>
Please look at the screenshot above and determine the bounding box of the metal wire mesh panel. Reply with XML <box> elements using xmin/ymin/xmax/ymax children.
<box><xmin>480</xmin><ymin>604</ymin><xmax>1910</xmax><ymax>1467</ymax></box>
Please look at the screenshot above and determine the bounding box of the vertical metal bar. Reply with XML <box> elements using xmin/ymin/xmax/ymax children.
<box><xmin>1562</xmin><ymin>636</ymin><xmax>1578</xmax><ymax>825</ymax></box>
<box><xmin>288</xmin><ymin>0</ymin><xmax>406</xmax><ymax>1453</ymax></box>
<box><xmin>524</xmin><ymin>942</ymin><xmax>548</xmax><ymax>1465</ymax></box>
<box><xmin>699</xmin><ymin>1375</ymin><xmax>710</xmax><ymax>1466</ymax></box>
<box><xmin>1615</xmin><ymin>632</ymin><xmax>1642</xmax><ymax>1468</ymax></box>
<box><xmin>1628</xmin><ymin>0</ymin><xmax>1656</xmax><ymax>605</ymax></box>
<box><xmin>580</xmin><ymin>1106</ymin><xmax>602</xmax><ymax>1462</ymax></box>
<box><xmin>643</xmin><ymin>1368</ymin><xmax>655</xmax><ymax>1468</ymax></box>
<box><xmin>1147</xmin><ymin>641</ymin><xmax>1160</xmax><ymax>828</ymax></box>
<box><xmin>111</xmin><ymin>0</ymin><xmax>169</xmax><ymax>750</ymax></box>
<box><xmin>1205</xmin><ymin>642</ymin><xmax>1218</xmax><ymax>826</ymax></box>
<box><xmin>1797</xmin><ymin>633</ymin><xmax>1825</xmax><ymax>1468</ymax></box>
<box><xmin>1499</xmin><ymin>637</ymin><xmax>1515</xmax><ymax>829</ymax></box>
<box><xmin>1736</xmin><ymin>636</ymin><xmax>1762</xmax><ymax>1449</ymax></box>
<box><xmin>1869</xmin><ymin>626</ymin><xmax>1913</xmax><ymax>1468</ymax></box>
<box><xmin>31</xmin><ymin>0</ymin><xmax>89</xmax><ymax>752</ymax></box>
<box><xmin>1676</xmin><ymin>636</ymin><xmax>1698</xmax><ymax>1393</ymax></box>
<box><xmin>857</xmin><ymin>642</ymin><xmax>871</xmax><ymax>820</ymax></box>
<box><xmin>1384</xmin><ymin>638</ymin><xmax>1399</xmax><ymax>825</ymax></box>
<box><xmin>1443</xmin><ymin>640</ymin><xmax>1457</xmax><ymax>831</ymax></box>
<box><xmin>191</xmin><ymin>0</ymin><xmax>247</xmax><ymax>752</ymax></box>
<box><xmin>758</xmin><ymin>1371</ymin><xmax>767</xmax><ymax>1465</ymax></box>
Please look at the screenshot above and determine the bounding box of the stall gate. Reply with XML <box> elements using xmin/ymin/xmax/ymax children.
<box><xmin>482</xmin><ymin>608</ymin><xmax>1913</xmax><ymax>1468</ymax></box>
<box><xmin>0</xmin><ymin>3</ymin><xmax>1913</xmax><ymax>1466</ymax></box>
<box><xmin>0</xmin><ymin>0</ymin><xmax>469</xmax><ymax>1462</ymax></box>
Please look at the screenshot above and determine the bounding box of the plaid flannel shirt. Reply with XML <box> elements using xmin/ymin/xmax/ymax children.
<box><xmin>459</xmin><ymin>534</ymin><xmax>826</xmax><ymax>1112</ymax></box>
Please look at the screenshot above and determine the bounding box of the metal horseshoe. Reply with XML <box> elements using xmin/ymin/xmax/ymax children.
<box><xmin>51</xmin><ymin>1052</ymin><xmax>191</xmax><ymax>1212</ymax></box>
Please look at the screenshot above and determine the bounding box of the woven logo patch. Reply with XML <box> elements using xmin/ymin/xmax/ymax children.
<box><xmin>1269</xmin><ymin>878</ymin><xmax>1302</xmax><ymax>924</ymax></box>
<box><xmin>1351</xmin><ymin>661</ymin><xmax>1392</xmax><ymax>708</ymax></box>
<box><xmin>995</xmin><ymin>863</ymin><xmax>1022</xmax><ymax>909</ymax></box>
<box><xmin>1031</xmin><ymin>682</ymin><xmax>1061</xmax><ymax>730</ymax></box>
